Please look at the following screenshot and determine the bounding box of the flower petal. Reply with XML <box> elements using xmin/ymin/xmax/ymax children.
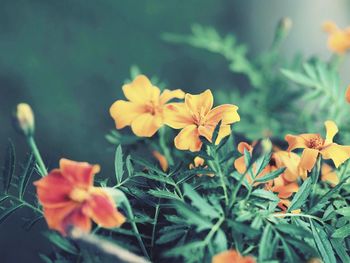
<box><xmin>122</xmin><ymin>75</ymin><xmax>160</xmax><ymax>103</ymax></box>
<box><xmin>109</xmin><ymin>100</ymin><xmax>146</xmax><ymax>129</ymax></box>
<box><xmin>299</xmin><ymin>148</ymin><xmax>319</xmax><ymax>172</ymax></box>
<box><xmin>321</xmin><ymin>164</ymin><xmax>339</xmax><ymax>186</ymax></box>
<box><xmin>153</xmin><ymin>151</ymin><xmax>169</xmax><ymax>172</ymax></box>
<box><xmin>320</xmin><ymin>143</ymin><xmax>350</xmax><ymax>168</ymax></box>
<box><xmin>285</xmin><ymin>134</ymin><xmax>316</xmax><ymax>151</ymax></box>
<box><xmin>174</xmin><ymin>125</ymin><xmax>202</xmax><ymax>152</ymax></box>
<box><xmin>212</xmin><ymin>250</ymin><xmax>255</xmax><ymax>263</ymax></box>
<box><xmin>234</xmin><ymin>156</ymin><xmax>247</xmax><ymax>174</ymax></box>
<box><xmin>324</xmin><ymin>120</ymin><xmax>338</xmax><ymax>145</ymax></box>
<box><xmin>163</xmin><ymin>103</ymin><xmax>194</xmax><ymax>129</ymax></box>
<box><xmin>205</xmin><ymin>104</ymin><xmax>240</xmax><ymax>125</ymax></box>
<box><xmin>131</xmin><ymin>113</ymin><xmax>162</xmax><ymax>137</ymax></box>
<box><xmin>83</xmin><ymin>189</ymin><xmax>126</xmax><ymax>228</ymax></box>
<box><xmin>185</xmin><ymin>89</ymin><xmax>213</xmax><ymax>117</ymax></box>
<box><xmin>198</xmin><ymin>124</ymin><xmax>231</xmax><ymax>145</ymax></box>
<box><xmin>62</xmin><ymin>207</ymin><xmax>92</xmax><ymax>234</ymax></box>
<box><xmin>34</xmin><ymin>169</ymin><xmax>73</xmax><ymax>208</ymax></box>
<box><xmin>274</xmin><ymin>151</ymin><xmax>305</xmax><ymax>182</ymax></box>
<box><xmin>159</xmin><ymin>89</ymin><xmax>185</xmax><ymax>104</ymax></box>
<box><xmin>237</xmin><ymin>142</ymin><xmax>253</xmax><ymax>154</ymax></box>
<box><xmin>60</xmin><ymin>159</ymin><xmax>100</xmax><ymax>189</ymax></box>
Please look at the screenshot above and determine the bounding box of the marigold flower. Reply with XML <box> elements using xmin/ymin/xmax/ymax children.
<box><xmin>285</xmin><ymin>120</ymin><xmax>350</xmax><ymax>171</ymax></box>
<box><xmin>14</xmin><ymin>103</ymin><xmax>35</xmax><ymax>136</ymax></box>
<box><xmin>345</xmin><ymin>85</ymin><xmax>350</xmax><ymax>103</ymax></box>
<box><xmin>212</xmin><ymin>249</ymin><xmax>255</xmax><ymax>263</ymax></box>
<box><xmin>34</xmin><ymin>159</ymin><xmax>125</xmax><ymax>235</ymax></box>
<box><xmin>323</xmin><ymin>21</ymin><xmax>350</xmax><ymax>54</ymax></box>
<box><xmin>189</xmin><ymin>156</ymin><xmax>214</xmax><ymax>177</ymax></box>
<box><xmin>152</xmin><ymin>150</ymin><xmax>169</xmax><ymax>172</ymax></box>
<box><xmin>164</xmin><ymin>89</ymin><xmax>240</xmax><ymax>151</ymax></box>
<box><xmin>110</xmin><ymin>75</ymin><xmax>185</xmax><ymax>137</ymax></box>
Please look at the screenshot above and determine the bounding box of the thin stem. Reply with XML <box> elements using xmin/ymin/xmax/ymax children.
<box><xmin>159</xmin><ymin>127</ymin><xmax>174</xmax><ymax>166</ymax></box>
<box><xmin>27</xmin><ymin>136</ymin><xmax>47</xmax><ymax>176</ymax></box>
<box><xmin>8</xmin><ymin>195</ymin><xmax>43</xmax><ymax>215</ymax></box>
<box><xmin>272</xmin><ymin>213</ymin><xmax>325</xmax><ymax>225</ymax></box>
<box><xmin>150</xmin><ymin>203</ymin><xmax>160</xmax><ymax>259</ymax></box>
<box><xmin>203</xmin><ymin>216</ymin><xmax>224</xmax><ymax>245</ymax></box>
<box><xmin>229</xmin><ymin>169</ymin><xmax>249</xmax><ymax>209</ymax></box>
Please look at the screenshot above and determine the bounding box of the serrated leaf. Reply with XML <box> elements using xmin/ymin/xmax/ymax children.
<box><xmin>44</xmin><ymin>231</ymin><xmax>78</xmax><ymax>254</ymax></box>
<box><xmin>114</xmin><ymin>145</ymin><xmax>124</xmax><ymax>184</ymax></box>
<box><xmin>332</xmin><ymin>224</ymin><xmax>350</xmax><ymax>239</ymax></box>
<box><xmin>310</xmin><ymin>221</ymin><xmax>337</xmax><ymax>263</ymax></box>
<box><xmin>288</xmin><ymin>178</ymin><xmax>312</xmax><ymax>212</ymax></box>
<box><xmin>259</xmin><ymin>224</ymin><xmax>273</xmax><ymax>261</ymax></box>
<box><xmin>0</xmin><ymin>203</ymin><xmax>24</xmax><ymax>224</ymax></box>
<box><xmin>157</xmin><ymin>228</ymin><xmax>186</xmax><ymax>244</ymax></box>
<box><xmin>255</xmin><ymin>167</ymin><xmax>286</xmax><ymax>183</ymax></box>
<box><xmin>148</xmin><ymin>189</ymin><xmax>182</xmax><ymax>201</ymax></box>
<box><xmin>275</xmin><ymin>223</ymin><xmax>312</xmax><ymax>238</ymax></box>
<box><xmin>2</xmin><ymin>140</ymin><xmax>16</xmax><ymax>193</ymax></box>
<box><xmin>18</xmin><ymin>154</ymin><xmax>35</xmax><ymax>199</ymax></box>
<box><xmin>281</xmin><ymin>69</ymin><xmax>315</xmax><ymax>87</ymax></box>
<box><xmin>252</xmin><ymin>189</ymin><xmax>279</xmax><ymax>202</ymax></box>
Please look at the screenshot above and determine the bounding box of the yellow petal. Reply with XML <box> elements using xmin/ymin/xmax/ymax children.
<box><xmin>274</xmin><ymin>151</ymin><xmax>304</xmax><ymax>182</ymax></box>
<box><xmin>321</xmin><ymin>164</ymin><xmax>339</xmax><ymax>186</ymax></box>
<box><xmin>285</xmin><ymin>134</ymin><xmax>316</xmax><ymax>151</ymax></box>
<box><xmin>299</xmin><ymin>148</ymin><xmax>319</xmax><ymax>172</ymax></box>
<box><xmin>237</xmin><ymin>142</ymin><xmax>253</xmax><ymax>154</ymax></box>
<box><xmin>324</xmin><ymin>120</ymin><xmax>338</xmax><ymax>145</ymax></box>
<box><xmin>122</xmin><ymin>75</ymin><xmax>160</xmax><ymax>103</ymax></box>
<box><xmin>131</xmin><ymin>113</ymin><xmax>162</xmax><ymax>137</ymax></box>
<box><xmin>198</xmin><ymin>124</ymin><xmax>231</xmax><ymax>145</ymax></box>
<box><xmin>234</xmin><ymin>156</ymin><xmax>247</xmax><ymax>174</ymax></box>
<box><xmin>109</xmin><ymin>100</ymin><xmax>146</xmax><ymax>129</ymax></box>
<box><xmin>185</xmin><ymin>89</ymin><xmax>213</xmax><ymax>116</ymax></box>
<box><xmin>205</xmin><ymin>104</ymin><xmax>240</xmax><ymax>125</ymax></box>
<box><xmin>152</xmin><ymin>151</ymin><xmax>169</xmax><ymax>172</ymax></box>
<box><xmin>323</xmin><ymin>21</ymin><xmax>338</xmax><ymax>33</ymax></box>
<box><xmin>159</xmin><ymin>89</ymin><xmax>185</xmax><ymax>104</ymax></box>
<box><xmin>193</xmin><ymin>156</ymin><xmax>205</xmax><ymax>167</ymax></box>
<box><xmin>174</xmin><ymin>125</ymin><xmax>202</xmax><ymax>152</ymax></box>
<box><xmin>163</xmin><ymin>103</ymin><xmax>193</xmax><ymax>129</ymax></box>
<box><xmin>320</xmin><ymin>143</ymin><xmax>350</xmax><ymax>168</ymax></box>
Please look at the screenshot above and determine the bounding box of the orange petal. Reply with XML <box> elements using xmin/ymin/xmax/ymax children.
<box><xmin>299</xmin><ymin>148</ymin><xmax>319</xmax><ymax>172</ymax></box>
<box><xmin>122</xmin><ymin>75</ymin><xmax>160</xmax><ymax>103</ymax></box>
<box><xmin>62</xmin><ymin>207</ymin><xmax>92</xmax><ymax>234</ymax></box>
<box><xmin>84</xmin><ymin>189</ymin><xmax>126</xmax><ymax>228</ymax></box>
<box><xmin>237</xmin><ymin>142</ymin><xmax>253</xmax><ymax>154</ymax></box>
<box><xmin>285</xmin><ymin>134</ymin><xmax>314</xmax><ymax>151</ymax></box>
<box><xmin>131</xmin><ymin>113</ymin><xmax>162</xmax><ymax>137</ymax></box>
<box><xmin>273</xmin><ymin>182</ymin><xmax>299</xmax><ymax>199</ymax></box>
<box><xmin>198</xmin><ymin>124</ymin><xmax>231</xmax><ymax>145</ymax></box>
<box><xmin>193</xmin><ymin>156</ymin><xmax>205</xmax><ymax>167</ymax></box>
<box><xmin>109</xmin><ymin>100</ymin><xmax>146</xmax><ymax>129</ymax></box>
<box><xmin>205</xmin><ymin>104</ymin><xmax>240</xmax><ymax>125</ymax></box>
<box><xmin>321</xmin><ymin>143</ymin><xmax>350</xmax><ymax>168</ymax></box>
<box><xmin>234</xmin><ymin>156</ymin><xmax>247</xmax><ymax>174</ymax></box>
<box><xmin>212</xmin><ymin>249</ymin><xmax>255</xmax><ymax>263</ymax></box>
<box><xmin>274</xmin><ymin>151</ymin><xmax>304</xmax><ymax>182</ymax></box>
<box><xmin>34</xmin><ymin>169</ymin><xmax>73</xmax><ymax>208</ymax></box>
<box><xmin>323</xmin><ymin>21</ymin><xmax>338</xmax><ymax>33</ymax></box>
<box><xmin>321</xmin><ymin>164</ymin><xmax>339</xmax><ymax>186</ymax></box>
<box><xmin>185</xmin><ymin>90</ymin><xmax>213</xmax><ymax>117</ymax></box>
<box><xmin>324</xmin><ymin>120</ymin><xmax>338</xmax><ymax>145</ymax></box>
<box><xmin>159</xmin><ymin>89</ymin><xmax>185</xmax><ymax>104</ymax></box>
<box><xmin>153</xmin><ymin>151</ymin><xmax>169</xmax><ymax>172</ymax></box>
<box><xmin>43</xmin><ymin>202</ymin><xmax>83</xmax><ymax>235</ymax></box>
<box><xmin>345</xmin><ymin>85</ymin><xmax>350</xmax><ymax>104</ymax></box>
<box><xmin>60</xmin><ymin>159</ymin><xmax>100</xmax><ymax>189</ymax></box>
<box><xmin>163</xmin><ymin>103</ymin><xmax>194</xmax><ymax>129</ymax></box>
<box><xmin>174</xmin><ymin>125</ymin><xmax>202</xmax><ymax>152</ymax></box>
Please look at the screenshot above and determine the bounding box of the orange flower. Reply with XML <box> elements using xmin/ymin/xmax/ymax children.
<box><xmin>321</xmin><ymin>163</ymin><xmax>339</xmax><ymax>186</ymax></box>
<box><xmin>110</xmin><ymin>75</ymin><xmax>185</xmax><ymax>137</ymax></box>
<box><xmin>34</xmin><ymin>159</ymin><xmax>125</xmax><ymax>235</ymax></box>
<box><xmin>285</xmin><ymin>120</ymin><xmax>350</xmax><ymax>172</ymax></box>
<box><xmin>345</xmin><ymin>85</ymin><xmax>350</xmax><ymax>103</ymax></box>
<box><xmin>164</xmin><ymin>89</ymin><xmax>240</xmax><ymax>151</ymax></box>
<box><xmin>323</xmin><ymin>21</ymin><xmax>350</xmax><ymax>54</ymax></box>
<box><xmin>189</xmin><ymin>156</ymin><xmax>214</xmax><ymax>177</ymax></box>
<box><xmin>152</xmin><ymin>150</ymin><xmax>169</xmax><ymax>172</ymax></box>
<box><xmin>212</xmin><ymin>249</ymin><xmax>255</xmax><ymax>263</ymax></box>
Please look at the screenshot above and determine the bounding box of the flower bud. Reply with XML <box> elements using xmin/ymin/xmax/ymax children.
<box><xmin>14</xmin><ymin>103</ymin><xmax>35</xmax><ymax>136</ymax></box>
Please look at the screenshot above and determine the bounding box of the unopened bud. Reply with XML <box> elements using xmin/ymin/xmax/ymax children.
<box><xmin>273</xmin><ymin>17</ymin><xmax>293</xmax><ymax>47</ymax></box>
<box><xmin>14</xmin><ymin>103</ymin><xmax>35</xmax><ymax>136</ymax></box>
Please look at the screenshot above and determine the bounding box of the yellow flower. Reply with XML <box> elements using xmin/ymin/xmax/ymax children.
<box><xmin>323</xmin><ymin>21</ymin><xmax>350</xmax><ymax>54</ymax></box>
<box><xmin>164</xmin><ymin>90</ymin><xmax>240</xmax><ymax>151</ymax></box>
<box><xmin>189</xmin><ymin>156</ymin><xmax>214</xmax><ymax>177</ymax></box>
<box><xmin>152</xmin><ymin>151</ymin><xmax>169</xmax><ymax>172</ymax></box>
<box><xmin>285</xmin><ymin>120</ymin><xmax>350</xmax><ymax>171</ymax></box>
<box><xmin>321</xmin><ymin>163</ymin><xmax>339</xmax><ymax>186</ymax></box>
<box><xmin>14</xmin><ymin>103</ymin><xmax>35</xmax><ymax>136</ymax></box>
<box><xmin>212</xmin><ymin>249</ymin><xmax>255</xmax><ymax>263</ymax></box>
<box><xmin>110</xmin><ymin>75</ymin><xmax>185</xmax><ymax>137</ymax></box>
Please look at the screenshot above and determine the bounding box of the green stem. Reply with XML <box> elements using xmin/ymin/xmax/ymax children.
<box><xmin>203</xmin><ymin>217</ymin><xmax>224</xmax><ymax>245</ymax></box>
<box><xmin>27</xmin><ymin>136</ymin><xmax>47</xmax><ymax>176</ymax></box>
<box><xmin>229</xmin><ymin>169</ymin><xmax>249</xmax><ymax>209</ymax></box>
<box><xmin>8</xmin><ymin>195</ymin><xmax>43</xmax><ymax>215</ymax></box>
<box><xmin>159</xmin><ymin>127</ymin><xmax>174</xmax><ymax>166</ymax></box>
<box><xmin>150</xmin><ymin>203</ymin><xmax>160</xmax><ymax>259</ymax></box>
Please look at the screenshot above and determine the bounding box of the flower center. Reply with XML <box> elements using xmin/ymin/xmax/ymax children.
<box><xmin>69</xmin><ymin>187</ymin><xmax>90</xmax><ymax>203</ymax></box>
<box><xmin>307</xmin><ymin>136</ymin><xmax>324</xmax><ymax>149</ymax></box>
<box><xmin>145</xmin><ymin>101</ymin><xmax>161</xmax><ymax>116</ymax></box>
<box><xmin>192</xmin><ymin>107</ymin><xmax>207</xmax><ymax>126</ymax></box>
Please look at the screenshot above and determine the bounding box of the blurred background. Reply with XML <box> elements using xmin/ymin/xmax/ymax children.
<box><xmin>1</xmin><ymin>0</ymin><xmax>350</xmax><ymax>261</ymax></box>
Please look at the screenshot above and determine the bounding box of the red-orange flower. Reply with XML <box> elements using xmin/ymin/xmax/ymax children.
<box><xmin>34</xmin><ymin>159</ymin><xmax>125</xmax><ymax>235</ymax></box>
<box><xmin>212</xmin><ymin>249</ymin><xmax>255</xmax><ymax>263</ymax></box>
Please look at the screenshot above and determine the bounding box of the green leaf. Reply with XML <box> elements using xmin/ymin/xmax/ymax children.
<box><xmin>255</xmin><ymin>167</ymin><xmax>286</xmax><ymax>183</ymax></box>
<box><xmin>211</xmin><ymin>120</ymin><xmax>222</xmax><ymax>145</ymax></box>
<box><xmin>251</xmin><ymin>189</ymin><xmax>279</xmax><ymax>202</ymax></box>
<box><xmin>0</xmin><ymin>203</ymin><xmax>24</xmax><ymax>224</ymax></box>
<box><xmin>134</xmin><ymin>172</ymin><xmax>175</xmax><ymax>186</ymax></box>
<box><xmin>332</xmin><ymin>224</ymin><xmax>350</xmax><ymax>239</ymax></box>
<box><xmin>254</xmin><ymin>153</ymin><xmax>272</xmax><ymax>177</ymax></box>
<box><xmin>288</xmin><ymin>178</ymin><xmax>312</xmax><ymax>212</ymax></box>
<box><xmin>281</xmin><ymin>237</ymin><xmax>301</xmax><ymax>263</ymax></box>
<box><xmin>2</xmin><ymin>139</ymin><xmax>16</xmax><ymax>193</ymax></box>
<box><xmin>310</xmin><ymin>221</ymin><xmax>337</xmax><ymax>263</ymax></box>
<box><xmin>132</xmin><ymin>157</ymin><xmax>167</xmax><ymax>175</ymax></box>
<box><xmin>157</xmin><ymin>228</ymin><xmax>186</xmax><ymax>244</ymax></box>
<box><xmin>335</xmin><ymin>207</ymin><xmax>350</xmax><ymax>218</ymax></box>
<box><xmin>148</xmin><ymin>189</ymin><xmax>182</xmax><ymax>201</ymax></box>
<box><xmin>18</xmin><ymin>154</ymin><xmax>35</xmax><ymax>199</ymax></box>
<box><xmin>125</xmin><ymin>155</ymin><xmax>134</xmax><ymax>178</ymax></box>
<box><xmin>259</xmin><ymin>224</ymin><xmax>273</xmax><ymax>261</ymax></box>
<box><xmin>43</xmin><ymin>231</ymin><xmax>78</xmax><ymax>254</ymax></box>
<box><xmin>114</xmin><ymin>145</ymin><xmax>124</xmax><ymax>184</ymax></box>
<box><xmin>275</xmin><ymin>223</ymin><xmax>312</xmax><ymax>238</ymax></box>
<box><xmin>281</xmin><ymin>68</ymin><xmax>315</xmax><ymax>87</ymax></box>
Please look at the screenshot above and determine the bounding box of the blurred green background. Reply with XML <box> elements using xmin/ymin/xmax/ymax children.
<box><xmin>1</xmin><ymin>0</ymin><xmax>350</xmax><ymax>261</ymax></box>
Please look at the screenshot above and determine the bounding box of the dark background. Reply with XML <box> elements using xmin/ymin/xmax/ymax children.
<box><xmin>1</xmin><ymin>0</ymin><xmax>350</xmax><ymax>261</ymax></box>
